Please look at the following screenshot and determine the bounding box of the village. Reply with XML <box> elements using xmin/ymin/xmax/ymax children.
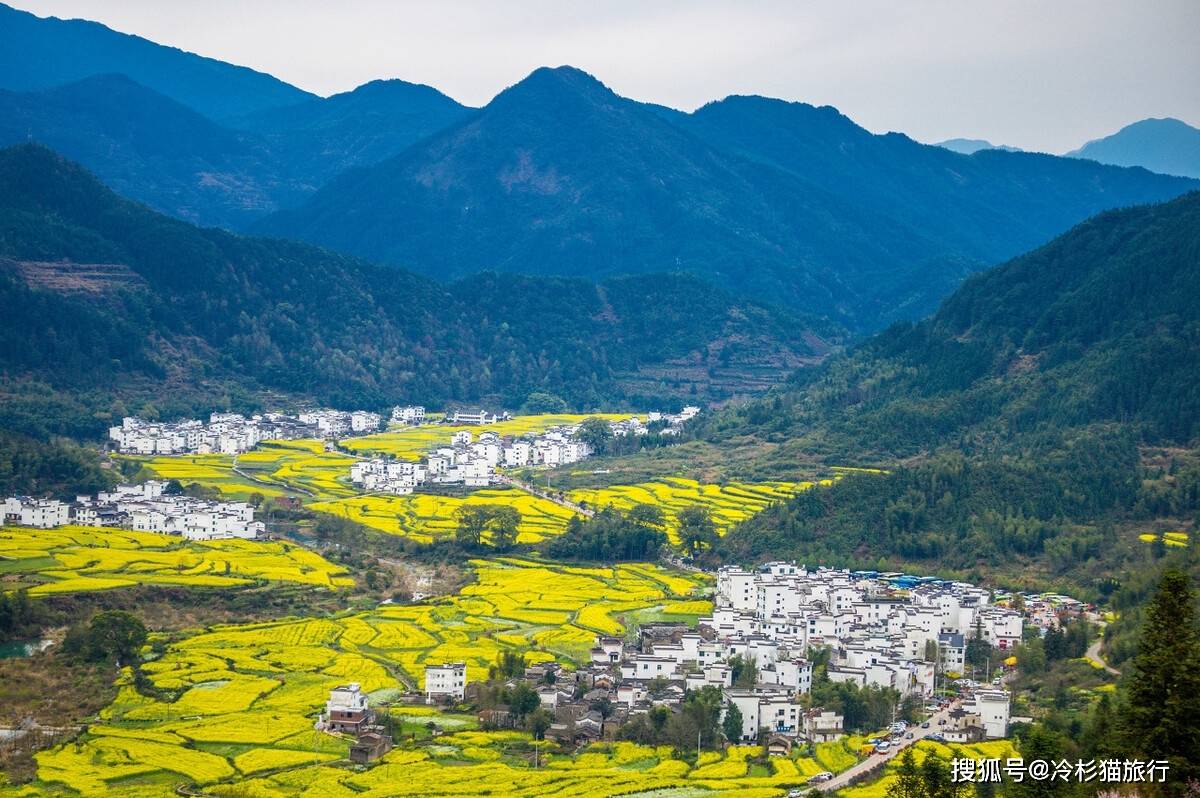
<box><xmin>351</xmin><ymin>406</ymin><xmax>701</xmax><ymax>492</ymax></box>
<box><xmin>317</xmin><ymin>561</ymin><xmax>1078</xmax><ymax>764</ymax></box>
<box><xmin>108</xmin><ymin>409</ymin><xmax>384</xmax><ymax>455</ymax></box>
<box><xmin>1</xmin><ymin>480</ymin><xmax>263</xmax><ymax>540</ymax></box>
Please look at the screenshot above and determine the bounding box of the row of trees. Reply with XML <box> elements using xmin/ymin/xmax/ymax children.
<box><xmin>454</xmin><ymin>505</ymin><xmax>522</xmax><ymax>550</ymax></box>
<box><xmin>546</xmin><ymin>506</ymin><xmax>668</xmax><ymax>561</ymax></box>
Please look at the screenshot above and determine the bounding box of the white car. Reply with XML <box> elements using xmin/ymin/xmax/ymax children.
<box><xmin>808</xmin><ymin>772</ymin><xmax>835</xmax><ymax>784</ymax></box>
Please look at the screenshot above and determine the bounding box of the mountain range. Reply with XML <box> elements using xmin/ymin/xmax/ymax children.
<box><xmin>0</xmin><ymin>2</ymin><xmax>312</xmax><ymax>121</ymax></box>
<box><xmin>709</xmin><ymin>187</ymin><xmax>1200</xmax><ymax>582</ymax></box>
<box><xmin>0</xmin><ymin>144</ymin><xmax>822</xmax><ymax>438</ymax></box>
<box><xmin>713</xmin><ymin>187</ymin><xmax>1200</xmax><ymax>463</ymax></box>
<box><xmin>2</xmin><ymin>3</ymin><xmax>1197</xmax><ymax>333</ymax></box>
<box><xmin>0</xmin><ymin>73</ymin><xmax>473</xmax><ymax>229</ymax></box>
<box><xmin>255</xmin><ymin>68</ymin><xmax>1197</xmax><ymax>330</ymax></box>
<box><xmin>1068</xmin><ymin>117</ymin><xmax>1200</xmax><ymax>179</ymax></box>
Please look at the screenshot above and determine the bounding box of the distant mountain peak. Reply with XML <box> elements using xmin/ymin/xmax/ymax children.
<box><xmin>491</xmin><ymin>65</ymin><xmax>618</xmax><ymax>108</ymax></box>
<box><xmin>1067</xmin><ymin>117</ymin><xmax>1200</xmax><ymax>179</ymax></box>
<box><xmin>0</xmin><ymin>1</ymin><xmax>314</xmax><ymax>120</ymax></box>
<box><xmin>934</xmin><ymin>138</ymin><xmax>1021</xmax><ymax>155</ymax></box>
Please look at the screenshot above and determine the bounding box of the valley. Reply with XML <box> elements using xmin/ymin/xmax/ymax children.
<box><xmin>0</xmin><ymin>3</ymin><xmax>1198</xmax><ymax>796</ymax></box>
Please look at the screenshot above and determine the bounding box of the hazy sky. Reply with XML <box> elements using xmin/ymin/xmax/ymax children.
<box><xmin>11</xmin><ymin>0</ymin><xmax>1200</xmax><ymax>152</ymax></box>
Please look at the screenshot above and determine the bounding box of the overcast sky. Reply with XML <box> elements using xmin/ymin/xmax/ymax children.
<box><xmin>10</xmin><ymin>0</ymin><xmax>1200</xmax><ymax>153</ymax></box>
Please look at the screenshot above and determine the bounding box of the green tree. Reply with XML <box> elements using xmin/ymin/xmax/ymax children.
<box><xmin>1008</xmin><ymin>726</ymin><xmax>1066</xmax><ymax>798</ymax></box>
<box><xmin>729</xmin><ymin>654</ymin><xmax>758</xmax><ymax>688</ymax></box>
<box><xmin>722</xmin><ymin>701</ymin><xmax>744</xmax><ymax>743</ymax></box>
<box><xmin>678</xmin><ymin>505</ymin><xmax>718</xmax><ymax>557</ymax></box>
<box><xmin>507</xmin><ymin>682</ymin><xmax>540</xmax><ymax>721</ymax></box>
<box><xmin>522</xmin><ymin>392</ymin><xmax>568</xmax><ymax>414</ymax></box>
<box><xmin>1119</xmin><ymin>568</ymin><xmax>1200</xmax><ymax>787</ymax></box>
<box><xmin>487</xmin><ymin>506</ymin><xmax>521</xmax><ymax>550</ymax></box>
<box><xmin>628</xmin><ymin>503</ymin><xmax>665</xmax><ymax>529</ymax></box>
<box><xmin>964</xmin><ymin>618</ymin><xmax>991</xmax><ymax>675</ymax></box>
<box><xmin>492</xmin><ymin>649</ymin><xmax>526</xmax><ymax>680</ymax></box>
<box><xmin>455</xmin><ymin>505</ymin><xmax>491</xmax><ymax>549</ymax></box>
<box><xmin>78</xmin><ymin>610</ymin><xmax>147</xmax><ymax>666</ymax></box>
<box><xmin>886</xmin><ymin>749</ymin><xmax>923</xmax><ymax>798</ymax></box>
<box><xmin>575</xmin><ymin>417</ymin><xmax>614</xmax><ymax>455</ymax></box>
<box><xmin>527</xmin><ymin>707</ymin><xmax>553</xmax><ymax>740</ymax></box>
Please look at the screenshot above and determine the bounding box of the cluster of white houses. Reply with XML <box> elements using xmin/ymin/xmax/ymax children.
<box><xmin>108</xmin><ymin>410</ymin><xmax>382</xmax><ymax>455</ymax></box>
<box><xmin>352</xmin><ymin>409</ymin><xmax>703</xmax><ymax>494</ymax></box>
<box><xmin>351</xmin><ymin>426</ymin><xmax>591</xmax><ymax>492</ymax></box>
<box><xmin>2</xmin><ymin>480</ymin><xmax>263</xmax><ymax>540</ymax></box>
<box><xmin>702</xmin><ymin>562</ymin><xmax>1016</xmax><ymax>742</ymax></box>
<box><xmin>409</xmin><ymin>562</ymin><xmax>1023</xmax><ymax>749</ymax></box>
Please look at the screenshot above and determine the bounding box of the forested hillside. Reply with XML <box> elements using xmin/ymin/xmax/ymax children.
<box><xmin>256</xmin><ymin>67</ymin><xmax>1198</xmax><ymax>330</ymax></box>
<box><xmin>0</xmin><ymin>144</ymin><xmax>822</xmax><ymax>439</ymax></box>
<box><xmin>707</xmin><ymin>192</ymin><xmax>1200</xmax><ymax>594</ymax></box>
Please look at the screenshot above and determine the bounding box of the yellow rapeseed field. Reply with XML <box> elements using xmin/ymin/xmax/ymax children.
<box><xmin>568</xmin><ymin>477</ymin><xmax>822</xmax><ymax>543</ymax></box>
<box><xmin>133</xmin><ymin>440</ymin><xmax>359</xmax><ymax>500</ymax></box>
<box><xmin>309</xmin><ymin>488</ymin><xmax>579</xmax><ymax>543</ymax></box>
<box><xmin>0</xmin><ymin>525</ymin><xmax>353</xmax><ymax>594</ymax></box>
<box><xmin>12</xmin><ymin>558</ymin><xmax>723</xmax><ymax>796</ymax></box>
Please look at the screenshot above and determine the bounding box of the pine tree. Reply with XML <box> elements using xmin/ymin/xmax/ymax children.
<box><xmin>1120</xmin><ymin>568</ymin><xmax>1200</xmax><ymax>789</ymax></box>
<box><xmin>886</xmin><ymin>749</ymin><xmax>923</xmax><ymax>798</ymax></box>
<box><xmin>1008</xmin><ymin>726</ymin><xmax>1067</xmax><ymax>798</ymax></box>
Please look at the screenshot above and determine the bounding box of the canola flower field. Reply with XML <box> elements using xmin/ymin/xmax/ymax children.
<box><xmin>309</xmin><ymin>489</ymin><xmax>579</xmax><ymax>544</ymax></box>
<box><xmin>4</xmin><ymin>558</ymin><xmax>719</xmax><ymax>797</ymax></box>
<box><xmin>568</xmin><ymin>478</ymin><xmax>823</xmax><ymax>543</ymax></box>
<box><xmin>1138</xmin><ymin>530</ymin><xmax>1189</xmax><ymax>548</ymax></box>
<box><xmin>341</xmin><ymin>414</ymin><xmax>636</xmax><ymax>461</ymax></box>
<box><xmin>134</xmin><ymin>440</ymin><xmax>358</xmax><ymax>501</ymax></box>
<box><xmin>209</xmin><ymin>738</ymin><xmax>837</xmax><ymax>798</ymax></box>
<box><xmin>0</xmin><ymin>525</ymin><xmax>353</xmax><ymax>594</ymax></box>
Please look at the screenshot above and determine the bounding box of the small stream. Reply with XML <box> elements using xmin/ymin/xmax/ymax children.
<box><xmin>0</xmin><ymin>638</ymin><xmax>51</xmax><ymax>658</ymax></box>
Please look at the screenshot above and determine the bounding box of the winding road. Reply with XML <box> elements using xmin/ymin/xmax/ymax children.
<box><xmin>816</xmin><ymin>701</ymin><xmax>962</xmax><ymax>792</ymax></box>
<box><xmin>1084</xmin><ymin>638</ymin><xmax>1121</xmax><ymax>676</ymax></box>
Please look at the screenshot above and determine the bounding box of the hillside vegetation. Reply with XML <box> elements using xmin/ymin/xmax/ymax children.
<box><xmin>0</xmin><ymin>144</ymin><xmax>822</xmax><ymax>440</ymax></box>
<box><xmin>256</xmin><ymin>67</ymin><xmax>1198</xmax><ymax>330</ymax></box>
<box><xmin>705</xmin><ymin>192</ymin><xmax>1200</xmax><ymax>593</ymax></box>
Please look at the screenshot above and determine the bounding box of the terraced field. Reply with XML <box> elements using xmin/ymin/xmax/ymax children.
<box><xmin>134</xmin><ymin>440</ymin><xmax>358</xmax><ymax>500</ymax></box>
<box><xmin>214</xmin><ymin>739</ymin><xmax>835</xmax><ymax>798</ymax></box>
<box><xmin>341</xmin><ymin>414</ymin><xmax>635</xmax><ymax>461</ymax></box>
<box><xmin>309</xmin><ymin>489</ymin><xmax>580</xmax><ymax>544</ymax></box>
<box><xmin>568</xmin><ymin>477</ymin><xmax>822</xmax><ymax>543</ymax></box>
<box><xmin>0</xmin><ymin>526</ymin><xmax>353</xmax><ymax>594</ymax></box>
<box><xmin>10</xmin><ymin>558</ymin><xmax>714</xmax><ymax>796</ymax></box>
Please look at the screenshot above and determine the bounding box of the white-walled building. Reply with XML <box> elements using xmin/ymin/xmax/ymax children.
<box><xmin>425</xmin><ymin>663</ymin><xmax>467</xmax><ymax>703</ymax></box>
<box><xmin>4</xmin><ymin>481</ymin><xmax>264</xmax><ymax>540</ymax></box>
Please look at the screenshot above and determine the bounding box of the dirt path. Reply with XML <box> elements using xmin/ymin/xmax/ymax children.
<box><xmin>1085</xmin><ymin>638</ymin><xmax>1121</xmax><ymax>676</ymax></box>
<box><xmin>495</xmin><ymin>473</ymin><xmax>594</xmax><ymax>517</ymax></box>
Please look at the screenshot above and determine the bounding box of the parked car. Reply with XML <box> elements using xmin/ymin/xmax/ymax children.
<box><xmin>928</xmin><ymin>733</ymin><xmax>946</xmax><ymax>743</ymax></box>
<box><xmin>905</xmin><ymin>733</ymin><xmax>914</xmax><ymax>739</ymax></box>
<box><xmin>788</xmin><ymin>790</ymin><xmax>805</xmax><ymax>798</ymax></box>
<box><xmin>808</xmin><ymin>772</ymin><xmax>835</xmax><ymax>784</ymax></box>
<box><xmin>875</xmin><ymin>742</ymin><xmax>891</xmax><ymax>753</ymax></box>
